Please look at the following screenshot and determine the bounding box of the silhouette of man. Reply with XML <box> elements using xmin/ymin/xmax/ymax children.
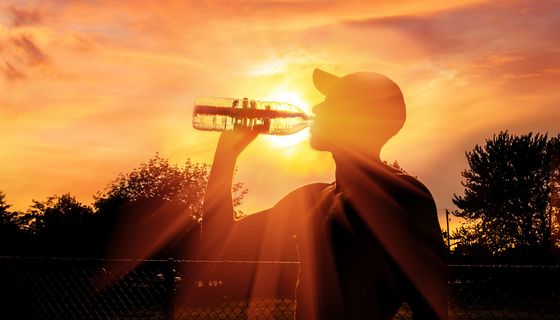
<box><xmin>200</xmin><ymin>69</ymin><xmax>448</xmax><ymax>319</ymax></box>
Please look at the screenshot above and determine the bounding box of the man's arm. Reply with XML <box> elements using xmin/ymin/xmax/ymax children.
<box><xmin>200</xmin><ymin>126</ymin><xmax>328</xmax><ymax>255</ymax></box>
<box><xmin>399</xmin><ymin>177</ymin><xmax>448</xmax><ymax>319</ymax></box>
<box><xmin>199</xmin><ymin>129</ymin><xmax>258</xmax><ymax>257</ymax></box>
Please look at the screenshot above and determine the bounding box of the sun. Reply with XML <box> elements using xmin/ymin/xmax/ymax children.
<box><xmin>263</xmin><ymin>90</ymin><xmax>311</xmax><ymax>148</ymax></box>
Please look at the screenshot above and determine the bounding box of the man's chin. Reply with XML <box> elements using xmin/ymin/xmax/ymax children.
<box><xmin>309</xmin><ymin>136</ymin><xmax>329</xmax><ymax>151</ymax></box>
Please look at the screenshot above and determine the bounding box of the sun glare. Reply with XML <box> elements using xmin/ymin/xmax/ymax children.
<box><xmin>263</xmin><ymin>90</ymin><xmax>311</xmax><ymax>148</ymax></box>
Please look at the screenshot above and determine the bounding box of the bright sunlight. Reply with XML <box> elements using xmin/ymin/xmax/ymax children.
<box><xmin>264</xmin><ymin>90</ymin><xmax>312</xmax><ymax>148</ymax></box>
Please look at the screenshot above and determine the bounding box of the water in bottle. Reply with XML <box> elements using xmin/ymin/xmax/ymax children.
<box><xmin>192</xmin><ymin>97</ymin><xmax>313</xmax><ymax>135</ymax></box>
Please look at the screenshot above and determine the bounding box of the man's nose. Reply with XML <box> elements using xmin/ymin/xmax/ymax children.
<box><xmin>311</xmin><ymin>102</ymin><xmax>325</xmax><ymax>115</ymax></box>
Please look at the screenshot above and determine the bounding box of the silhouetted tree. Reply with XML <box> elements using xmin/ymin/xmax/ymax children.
<box><xmin>0</xmin><ymin>155</ymin><xmax>247</xmax><ymax>258</ymax></box>
<box><xmin>0</xmin><ymin>191</ymin><xmax>34</xmax><ymax>255</ymax></box>
<box><xmin>1</xmin><ymin>191</ymin><xmax>20</xmax><ymax>254</ymax></box>
<box><xmin>452</xmin><ymin>132</ymin><xmax>560</xmax><ymax>260</ymax></box>
<box><xmin>26</xmin><ymin>193</ymin><xmax>96</xmax><ymax>256</ymax></box>
<box><xmin>96</xmin><ymin>155</ymin><xmax>214</xmax><ymax>221</ymax></box>
<box><xmin>550</xmin><ymin>137</ymin><xmax>560</xmax><ymax>255</ymax></box>
<box><xmin>93</xmin><ymin>154</ymin><xmax>247</xmax><ymax>259</ymax></box>
<box><xmin>0</xmin><ymin>191</ymin><xmax>9</xmax><ymax>214</ymax></box>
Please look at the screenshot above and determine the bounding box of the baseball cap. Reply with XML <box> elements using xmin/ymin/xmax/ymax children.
<box><xmin>312</xmin><ymin>68</ymin><xmax>406</xmax><ymax>124</ymax></box>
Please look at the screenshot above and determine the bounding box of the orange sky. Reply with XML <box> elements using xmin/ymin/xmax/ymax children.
<box><xmin>1</xmin><ymin>0</ymin><xmax>559</xmax><ymax>232</ymax></box>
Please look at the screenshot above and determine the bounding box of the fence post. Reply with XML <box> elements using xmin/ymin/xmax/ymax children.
<box><xmin>164</xmin><ymin>257</ymin><xmax>177</xmax><ymax>320</ymax></box>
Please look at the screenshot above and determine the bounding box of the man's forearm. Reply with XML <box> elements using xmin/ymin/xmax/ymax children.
<box><xmin>202</xmin><ymin>146</ymin><xmax>240</xmax><ymax>238</ymax></box>
<box><xmin>198</xmin><ymin>129</ymin><xmax>258</xmax><ymax>258</ymax></box>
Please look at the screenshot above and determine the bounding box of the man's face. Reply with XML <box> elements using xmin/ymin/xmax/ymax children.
<box><xmin>310</xmin><ymin>96</ymin><xmax>373</xmax><ymax>152</ymax></box>
<box><xmin>310</xmin><ymin>95</ymin><xmax>403</xmax><ymax>153</ymax></box>
<box><xmin>310</xmin><ymin>98</ymin><xmax>337</xmax><ymax>151</ymax></box>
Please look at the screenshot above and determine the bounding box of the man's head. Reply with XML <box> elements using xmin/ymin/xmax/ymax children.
<box><xmin>310</xmin><ymin>68</ymin><xmax>406</xmax><ymax>156</ymax></box>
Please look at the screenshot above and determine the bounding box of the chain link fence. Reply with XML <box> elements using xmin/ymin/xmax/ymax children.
<box><xmin>1</xmin><ymin>257</ymin><xmax>559</xmax><ymax>319</ymax></box>
<box><xmin>449</xmin><ymin>264</ymin><xmax>560</xmax><ymax>319</ymax></box>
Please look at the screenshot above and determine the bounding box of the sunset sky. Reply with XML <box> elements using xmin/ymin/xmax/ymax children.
<box><xmin>1</xmin><ymin>0</ymin><xmax>559</xmax><ymax>231</ymax></box>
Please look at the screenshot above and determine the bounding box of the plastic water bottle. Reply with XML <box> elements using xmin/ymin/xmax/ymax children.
<box><xmin>192</xmin><ymin>97</ymin><xmax>313</xmax><ymax>135</ymax></box>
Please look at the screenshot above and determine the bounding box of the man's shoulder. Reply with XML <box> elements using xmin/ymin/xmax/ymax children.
<box><xmin>395</xmin><ymin>172</ymin><xmax>431</xmax><ymax>194</ymax></box>
<box><xmin>274</xmin><ymin>182</ymin><xmax>332</xmax><ymax>209</ymax></box>
<box><xmin>390</xmin><ymin>172</ymin><xmax>437</xmax><ymax>215</ymax></box>
<box><xmin>380</xmin><ymin>167</ymin><xmax>435</xmax><ymax>206</ymax></box>
<box><xmin>298</xmin><ymin>182</ymin><xmax>333</xmax><ymax>192</ymax></box>
<box><xmin>286</xmin><ymin>182</ymin><xmax>333</xmax><ymax>199</ymax></box>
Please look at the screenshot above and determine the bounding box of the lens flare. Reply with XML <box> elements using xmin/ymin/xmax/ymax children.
<box><xmin>264</xmin><ymin>90</ymin><xmax>311</xmax><ymax>148</ymax></box>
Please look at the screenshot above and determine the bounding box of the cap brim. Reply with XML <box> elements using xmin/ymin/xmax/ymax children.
<box><xmin>313</xmin><ymin>68</ymin><xmax>340</xmax><ymax>96</ymax></box>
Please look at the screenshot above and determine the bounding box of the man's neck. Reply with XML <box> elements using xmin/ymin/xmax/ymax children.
<box><xmin>333</xmin><ymin>150</ymin><xmax>382</xmax><ymax>182</ymax></box>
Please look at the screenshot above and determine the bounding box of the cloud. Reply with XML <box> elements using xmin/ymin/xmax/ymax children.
<box><xmin>8</xmin><ymin>6</ymin><xmax>43</xmax><ymax>27</ymax></box>
<box><xmin>288</xmin><ymin>0</ymin><xmax>560</xmax><ymax>96</ymax></box>
<box><xmin>1</xmin><ymin>33</ymin><xmax>49</xmax><ymax>83</ymax></box>
<box><xmin>11</xmin><ymin>34</ymin><xmax>48</xmax><ymax>65</ymax></box>
<box><xmin>2</xmin><ymin>60</ymin><xmax>26</xmax><ymax>80</ymax></box>
<box><xmin>342</xmin><ymin>0</ymin><xmax>560</xmax><ymax>54</ymax></box>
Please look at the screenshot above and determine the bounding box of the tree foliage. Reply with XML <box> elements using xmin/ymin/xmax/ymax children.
<box><xmin>0</xmin><ymin>191</ymin><xmax>15</xmax><ymax>231</ymax></box>
<box><xmin>0</xmin><ymin>191</ymin><xmax>10</xmax><ymax>214</ymax></box>
<box><xmin>25</xmin><ymin>194</ymin><xmax>96</xmax><ymax>256</ymax></box>
<box><xmin>94</xmin><ymin>154</ymin><xmax>246</xmax><ymax>222</ymax></box>
<box><xmin>452</xmin><ymin>131</ymin><xmax>560</xmax><ymax>258</ymax></box>
<box><xmin>28</xmin><ymin>194</ymin><xmax>94</xmax><ymax>234</ymax></box>
<box><xmin>0</xmin><ymin>192</ymin><xmax>21</xmax><ymax>254</ymax></box>
<box><xmin>0</xmin><ymin>191</ymin><xmax>34</xmax><ymax>255</ymax></box>
<box><xmin>550</xmin><ymin>137</ymin><xmax>560</xmax><ymax>254</ymax></box>
<box><xmin>0</xmin><ymin>155</ymin><xmax>247</xmax><ymax>258</ymax></box>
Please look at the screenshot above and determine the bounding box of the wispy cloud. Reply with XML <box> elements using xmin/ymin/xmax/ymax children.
<box><xmin>335</xmin><ymin>0</ymin><xmax>560</xmax><ymax>85</ymax></box>
<box><xmin>1</xmin><ymin>5</ymin><xmax>50</xmax><ymax>82</ymax></box>
<box><xmin>2</xmin><ymin>60</ymin><xmax>26</xmax><ymax>80</ymax></box>
<box><xmin>10</xmin><ymin>34</ymin><xmax>48</xmax><ymax>65</ymax></box>
<box><xmin>8</xmin><ymin>6</ymin><xmax>43</xmax><ymax>27</ymax></box>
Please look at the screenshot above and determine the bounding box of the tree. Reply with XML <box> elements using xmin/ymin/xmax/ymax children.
<box><xmin>94</xmin><ymin>154</ymin><xmax>246</xmax><ymax>222</ymax></box>
<box><xmin>93</xmin><ymin>154</ymin><xmax>247</xmax><ymax>259</ymax></box>
<box><xmin>0</xmin><ymin>191</ymin><xmax>10</xmax><ymax>214</ymax></box>
<box><xmin>26</xmin><ymin>193</ymin><xmax>96</xmax><ymax>256</ymax></box>
<box><xmin>0</xmin><ymin>191</ymin><xmax>35</xmax><ymax>255</ymax></box>
<box><xmin>550</xmin><ymin>136</ymin><xmax>560</xmax><ymax>255</ymax></box>
<box><xmin>0</xmin><ymin>191</ymin><xmax>18</xmax><ymax>254</ymax></box>
<box><xmin>452</xmin><ymin>131</ymin><xmax>559</xmax><ymax>259</ymax></box>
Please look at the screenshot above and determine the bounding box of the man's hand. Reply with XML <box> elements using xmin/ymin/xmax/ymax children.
<box><xmin>216</xmin><ymin>126</ymin><xmax>259</xmax><ymax>156</ymax></box>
